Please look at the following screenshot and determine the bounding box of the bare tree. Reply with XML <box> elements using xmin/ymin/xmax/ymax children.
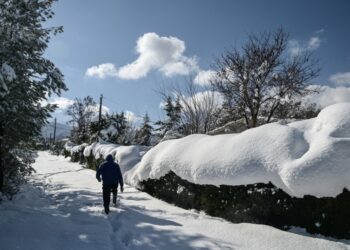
<box><xmin>157</xmin><ymin>77</ymin><xmax>221</xmax><ymax>135</ymax></box>
<box><xmin>66</xmin><ymin>96</ymin><xmax>96</xmax><ymax>144</ymax></box>
<box><xmin>212</xmin><ymin>29</ymin><xmax>320</xmax><ymax>128</ymax></box>
<box><xmin>176</xmin><ymin>79</ymin><xmax>221</xmax><ymax>134</ymax></box>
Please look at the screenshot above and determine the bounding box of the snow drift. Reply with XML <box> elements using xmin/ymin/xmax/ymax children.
<box><xmin>128</xmin><ymin>103</ymin><xmax>350</xmax><ymax>198</ymax></box>
<box><xmin>84</xmin><ymin>142</ymin><xmax>151</xmax><ymax>173</ymax></box>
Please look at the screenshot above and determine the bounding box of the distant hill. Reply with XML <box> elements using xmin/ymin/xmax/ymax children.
<box><xmin>41</xmin><ymin>122</ymin><xmax>71</xmax><ymax>140</ymax></box>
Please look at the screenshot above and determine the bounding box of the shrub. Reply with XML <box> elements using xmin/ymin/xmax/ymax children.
<box><xmin>140</xmin><ymin>171</ymin><xmax>350</xmax><ymax>239</ymax></box>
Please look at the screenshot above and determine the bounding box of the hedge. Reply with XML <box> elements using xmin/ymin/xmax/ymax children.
<box><xmin>139</xmin><ymin>171</ymin><xmax>350</xmax><ymax>239</ymax></box>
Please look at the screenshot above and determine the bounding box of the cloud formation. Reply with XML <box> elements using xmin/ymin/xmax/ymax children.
<box><xmin>306</xmin><ymin>85</ymin><xmax>350</xmax><ymax>108</ymax></box>
<box><xmin>86</xmin><ymin>33</ymin><xmax>199</xmax><ymax>80</ymax></box>
<box><xmin>329</xmin><ymin>71</ymin><xmax>350</xmax><ymax>86</ymax></box>
<box><xmin>182</xmin><ymin>90</ymin><xmax>223</xmax><ymax>109</ymax></box>
<box><xmin>86</xmin><ymin>63</ymin><xmax>118</xmax><ymax>79</ymax></box>
<box><xmin>194</xmin><ymin>70</ymin><xmax>216</xmax><ymax>86</ymax></box>
<box><xmin>124</xmin><ymin>110</ymin><xmax>142</xmax><ymax>125</ymax></box>
<box><xmin>50</xmin><ymin>97</ymin><xmax>75</xmax><ymax>109</ymax></box>
<box><xmin>288</xmin><ymin>36</ymin><xmax>321</xmax><ymax>56</ymax></box>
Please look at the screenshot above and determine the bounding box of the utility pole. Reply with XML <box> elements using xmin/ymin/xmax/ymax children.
<box><xmin>98</xmin><ymin>94</ymin><xmax>103</xmax><ymax>138</ymax></box>
<box><xmin>53</xmin><ymin>118</ymin><xmax>57</xmax><ymax>145</ymax></box>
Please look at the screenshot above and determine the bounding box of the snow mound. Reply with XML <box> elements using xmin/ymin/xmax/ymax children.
<box><xmin>64</xmin><ymin>141</ymin><xmax>75</xmax><ymax>152</ymax></box>
<box><xmin>129</xmin><ymin>103</ymin><xmax>350</xmax><ymax>198</ymax></box>
<box><xmin>71</xmin><ymin>143</ymin><xmax>88</xmax><ymax>153</ymax></box>
<box><xmin>313</xmin><ymin>103</ymin><xmax>350</xmax><ymax>138</ymax></box>
<box><xmin>84</xmin><ymin>142</ymin><xmax>150</xmax><ymax>173</ymax></box>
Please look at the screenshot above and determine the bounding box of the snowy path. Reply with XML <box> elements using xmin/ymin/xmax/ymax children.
<box><xmin>1</xmin><ymin>152</ymin><xmax>349</xmax><ymax>250</ymax></box>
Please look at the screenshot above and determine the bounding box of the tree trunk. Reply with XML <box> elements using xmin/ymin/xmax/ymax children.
<box><xmin>252</xmin><ymin>114</ymin><xmax>258</xmax><ymax>128</ymax></box>
<box><xmin>267</xmin><ymin>102</ymin><xmax>280</xmax><ymax>124</ymax></box>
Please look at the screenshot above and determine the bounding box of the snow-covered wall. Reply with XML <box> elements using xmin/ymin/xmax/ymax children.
<box><xmin>127</xmin><ymin>103</ymin><xmax>350</xmax><ymax>198</ymax></box>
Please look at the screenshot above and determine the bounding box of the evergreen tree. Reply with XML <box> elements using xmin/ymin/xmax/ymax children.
<box><xmin>89</xmin><ymin>115</ymin><xmax>108</xmax><ymax>140</ymax></box>
<box><xmin>99</xmin><ymin>112</ymin><xmax>132</xmax><ymax>145</ymax></box>
<box><xmin>107</xmin><ymin>112</ymin><xmax>128</xmax><ymax>144</ymax></box>
<box><xmin>136</xmin><ymin>114</ymin><xmax>153</xmax><ymax>146</ymax></box>
<box><xmin>0</xmin><ymin>0</ymin><xmax>66</xmax><ymax>198</ymax></box>
<box><xmin>172</xmin><ymin>97</ymin><xmax>182</xmax><ymax>130</ymax></box>
<box><xmin>155</xmin><ymin>95</ymin><xmax>182</xmax><ymax>137</ymax></box>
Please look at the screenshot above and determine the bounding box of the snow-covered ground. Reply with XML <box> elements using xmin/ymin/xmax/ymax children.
<box><xmin>0</xmin><ymin>152</ymin><xmax>349</xmax><ymax>250</ymax></box>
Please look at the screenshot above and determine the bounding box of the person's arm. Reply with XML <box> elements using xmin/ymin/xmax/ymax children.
<box><xmin>96</xmin><ymin>164</ymin><xmax>103</xmax><ymax>182</ymax></box>
<box><xmin>116</xmin><ymin>164</ymin><xmax>124</xmax><ymax>192</ymax></box>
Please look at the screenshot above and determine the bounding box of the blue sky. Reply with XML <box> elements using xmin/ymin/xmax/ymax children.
<box><xmin>45</xmin><ymin>0</ymin><xmax>350</xmax><ymax>124</ymax></box>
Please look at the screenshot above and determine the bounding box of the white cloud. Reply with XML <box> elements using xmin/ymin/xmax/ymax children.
<box><xmin>180</xmin><ymin>90</ymin><xmax>223</xmax><ymax>111</ymax></box>
<box><xmin>194</xmin><ymin>70</ymin><xmax>216</xmax><ymax>86</ymax></box>
<box><xmin>315</xmin><ymin>28</ymin><xmax>325</xmax><ymax>34</ymax></box>
<box><xmin>124</xmin><ymin>110</ymin><xmax>142</xmax><ymax>124</ymax></box>
<box><xmin>41</xmin><ymin>97</ymin><xmax>74</xmax><ymax>110</ymax></box>
<box><xmin>329</xmin><ymin>71</ymin><xmax>350</xmax><ymax>86</ymax></box>
<box><xmin>305</xmin><ymin>85</ymin><xmax>350</xmax><ymax>108</ymax></box>
<box><xmin>86</xmin><ymin>32</ymin><xmax>199</xmax><ymax>80</ymax></box>
<box><xmin>50</xmin><ymin>97</ymin><xmax>75</xmax><ymax>109</ymax></box>
<box><xmin>307</xmin><ymin>37</ymin><xmax>321</xmax><ymax>50</ymax></box>
<box><xmin>86</xmin><ymin>63</ymin><xmax>118</xmax><ymax>79</ymax></box>
<box><xmin>288</xmin><ymin>36</ymin><xmax>321</xmax><ymax>56</ymax></box>
<box><xmin>88</xmin><ymin>104</ymin><xmax>110</xmax><ymax>115</ymax></box>
<box><xmin>41</xmin><ymin>97</ymin><xmax>112</xmax><ymax>124</ymax></box>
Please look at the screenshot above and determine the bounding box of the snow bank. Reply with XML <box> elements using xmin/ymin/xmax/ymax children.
<box><xmin>71</xmin><ymin>143</ymin><xmax>88</xmax><ymax>153</ymax></box>
<box><xmin>64</xmin><ymin>142</ymin><xmax>87</xmax><ymax>155</ymax></box>
<box><xmin>64</xmin><ymin>141</ymin><xmax>75</xmax><ymax>152</ymax></box>
<box><xmin>84</xmin><ymin>142</ymin><xmax>151</xmax><ymax>173</ymax></box>
<box><xmin>129</xmin><ymin>103</ymin><xmax>350</xmax><ymax>198</ymax></box>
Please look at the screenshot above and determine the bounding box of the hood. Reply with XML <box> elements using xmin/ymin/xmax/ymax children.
<box><xmin>106</xmin><ymin>154</ymin><xmax>114</xmax><ymax>162</ymax></box>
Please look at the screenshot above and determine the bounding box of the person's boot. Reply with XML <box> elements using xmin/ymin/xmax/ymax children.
<box><xmin>104</xmin><ymin>206</ymin><xmax>110</xmax><ymax>214</ymax></box>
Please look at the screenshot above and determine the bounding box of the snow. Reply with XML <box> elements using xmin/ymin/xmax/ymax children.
<box><xmin>84</xmin><ymin>142</ymin><xmax>149</xmax><ymax>173</ymax></box>
<box><xmin>1</xmin><ymin>63</ymin><xmax>16</xmax><ymax>81</ymax></box>
<box><xmin>0</xmin><ymin>152</ymin><xmax>348</xmax><ymax>250</ymax></box>
<box><xmin>0</xmin><ymin>63</ymin><xmax>15</xmax><ymax>97</ymax></box>
<box><xmin>70</xmin><ymin>143</ymin><xmax>88</xmax><ymax>153</ymax></box>
<box><xmin>100</xmin><ymin>124</ymin><xmax>118</xmax><ymax>137</ymax></box>
<box><xmin>128</xmin><ymin>103</ymin><xmax>350</xmax><ymax>198</ymax></box>
<box><xmin>64</xmin><ymin>140</ymin><xmax>75</xmax><ymax>151</ymax></box>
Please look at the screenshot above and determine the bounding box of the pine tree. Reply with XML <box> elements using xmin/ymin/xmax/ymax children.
<box><xmin>136</xmin><ymin>114</ymin><xmax>153</xmax><ymax>146</ymax></box>
<box><xmin>155</xmin><ymin>95</ymin><xmax>182</xmax><ymax>137</ymax></box>
<box><xmin>99</xmin><ymin>112</ymin><xmax>132</xmax><ymax>145</ymax></box>
<box><xmin>89</xmin><ymin>115</ymin><xmax>108</xmax><ymax>140</ymax></box>
<box><xmin>108</xmin><ymin>112</ymin><xmax>128</xmax><ymax>144</ymax></box>
<box><xmin>0</xmin><ymin>0</ymin><xmax>66</xmax><ymax>198</ymax></box>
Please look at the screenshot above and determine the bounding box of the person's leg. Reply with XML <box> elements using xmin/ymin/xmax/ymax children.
<box><xmin>102</xmin><ymin>184</ymin><xmax>111</xmax><ymax>214</ymax></box>
<box><xmin>112</xmin><ymin>184</ymin><xmax>118</xmax><ymax>206</ymax></box>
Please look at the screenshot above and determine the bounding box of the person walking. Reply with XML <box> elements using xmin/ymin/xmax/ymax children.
<box><xmin>96</xmin><ymin>154</ymin><xmax>124</xmax><ymax>214</ymax></box>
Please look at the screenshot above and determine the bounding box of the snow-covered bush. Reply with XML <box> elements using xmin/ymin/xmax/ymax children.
<box><xmin>1</xmin><ymin>150</ymin><xmax>36</xmax><ymax>199</ymax></box>
<box><xmin>124</xmin><ymin>103</ymin><xmax>350</xmax><ymax>238</ymax></box>
<box><xmin>140</xmin><ymin>171</ymin><xmax>350</xmax><ymax>239</ymax></box>
<box><xmin>70</xmin><ymin>143</ymin><xmax>88</xmax><ymax>163</ymax></box>
<box><xmin>129</xmin><ymin>103</ymin><xmax>350</xmax><ymax>198</ymax></box>
<box><xmin>63</xmin><ymin>142</ymin><xmax>88</xmax><ymax>163</ymax></box>
<box><xmin>83</xmin><ymin>142</ymin><xmax>150</xmax><ymax>172</ymax></box>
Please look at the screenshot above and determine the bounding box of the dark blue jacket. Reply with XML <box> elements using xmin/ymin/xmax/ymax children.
<box><xmin>96</xmin><ymin>155</ymin><xmax>124</xmax><ymax>187</ymax></box>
